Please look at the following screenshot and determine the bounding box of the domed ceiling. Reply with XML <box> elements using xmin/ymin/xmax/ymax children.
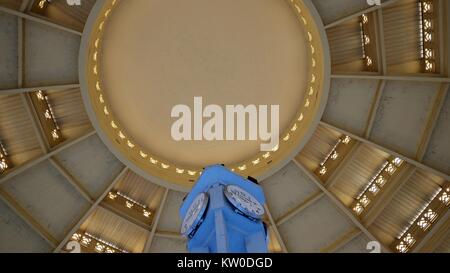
<box><xmin>0</xmin><ymin>0</ymin><xmax>449</xmax><ymax>254</ymax></box>
<box><xmin>80</xmin><ymin>0</ymin><xmax>330</xmax><ymax>190</ymax></box>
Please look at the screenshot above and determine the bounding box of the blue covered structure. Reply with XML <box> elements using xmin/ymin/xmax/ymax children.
<box><xmin>179</xmin><ymin>165</ymin><xmax>268</xmax><ymax>253</ymax></box>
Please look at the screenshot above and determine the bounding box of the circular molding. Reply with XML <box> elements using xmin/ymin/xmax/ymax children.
<box><xmin>79</xmin><ymin>0</ymin><xmax>331</xmax><ymax>191</ymax></box>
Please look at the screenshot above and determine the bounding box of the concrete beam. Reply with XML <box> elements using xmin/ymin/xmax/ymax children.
<box><xmin>0</xmin><ymin>130</ymin><xmax>96</xmax><ymax>185</ymax></box>
<box><xmin>292</xmin><ymin>159</ymin><xmax>392</xmax><ymax>253</ymax></box>
<box><xmin>53</xmin><ymin>167</ymin><xmax>128</xmax><ymax>252</ymax></box>
<box><xmin>143</xmin><ymin>188</ymin><xmax>169</xmax><ymax>252</ymax></box>
<box><xmin>0</xmin><ymin>6</ymin><xmax>82</xmax><ymax>36</ymax></box>
<box><xmin>324</xmin><ymin>0</ymin><xmax>400</xmax><ymax>30</ymax></box>
<box><xmin>320</xmin><ymin>121</ymin><xmax>450</xmax><ymax>181</ymax></box>
<box><xmin>0</xmin><ymin>84</ymin><xmax>80</xmax><ymax>95</ymax></box>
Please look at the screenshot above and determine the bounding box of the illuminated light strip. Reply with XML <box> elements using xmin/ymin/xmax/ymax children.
<box><xmin>418</xmin><ymin>1</ymin><xmax>436</xmax><ymax>72</ymax></box>
<box><xmin>356</xmin><ymin>161</ymin><xmax>390</xmax><ymax>200</ymax></box>
<box><xmin>316</xmin><ymin>136</ymin><xmax>352</xmax><ymax>177</ymax></box>
<box><xmin>398</xmin><ymin>188</ymin><xmax>442</xmax><ymax>239</ymax></box>
<box><xmin>38</xmin><ymin>0</ymin><xmax>50</xmax><ymax>9</ymax></box>
<box><xmin>71</xmin><ymin>231</ymin><xmax>128</xmax><ymax>253</ymax></box>
<box><xmin>394</xmin><ymin>184</ymin><xmax>450</xmax><ymax>253</ymax></box>
<box><xmin>359</xmin><ymin>22</ymin><xmax>367</xmax><ymax>59</ymax></box>
<box><xmin>44</xmin><ymin>96</ymin><xmax>59</xmax><ymax>130</ymax></box>
<box><xmin>108</xmin><ymin>190</ymin><xmax>153</xmax><ymax>219</ymax></box>
<box><xmin>319</xmin><ymin>139</ymin><xmax>342</xmax><ymax>167</ymax></box>
<box><xmin>352</xmin><ymin>157</ymin><xmax>404</xmax><ymax>216</ymax></box>
<box><xmin>319</xmin><ymin>135</ymin><xmax>352</xmax><ymax>167</ymax></box>
<box><xmin>0</xmin><ymin>141</ymin><xmax>11</xmax><ymax>173</ymax></box>
<box><xmin>35</xmin><ymin>90</ymin><xmax>62</xmax><ymax>141</ymax></box>
<box><xmin>359</xmin><ymin>14</ymin><xmax>373</xmax><ymax>69</ymax></box>
<box><xmin>115</xmin><ymin>191</ymin><xmax>147</xmax><ymax>209</ymax></box>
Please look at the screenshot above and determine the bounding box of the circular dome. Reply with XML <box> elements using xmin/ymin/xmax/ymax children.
<box><xmin>80</xmin><ymin>0</ymin><xmax>330</xmax><ymax>191</ymax></box>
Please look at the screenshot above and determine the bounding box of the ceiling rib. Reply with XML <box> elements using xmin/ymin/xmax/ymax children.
<box><xmin>320</xmin><ymin>227</ymin><xmax>361</xmax><ymax>253</ymax></box>
<box><xmin>331</xmin><ymin>74</ymin><xmax>450</xmax><ymax>82</ymax></box>
<box><xmin>0</xmin><ymin>6</ymin><xmax>82</xmax><ymax>36</ymax></box>
<box><xmin>0</xmin><ymin>130</ymin><xmax>96</xmax><ymax>185</ymax></box>
<box><xmin>15</xmin><ymin>2</ymin><xmax>49</xmax><ymax>153</ymax></box>
<box><xmin>53</xmin><ymin>166</ymin><xmax>128</xmax><ymax>252</ymax></box>
<box><xmin>154</xmin><ymin>230</ymin><xmax>185</xmax><ymax>240</ymax></box>
<box><xmin>20</xmin><ymin>0</ymin><xmax>32</xmax><ymax>12</ymax></box>
<box><xmin>320</xmin><ymin>121</ymin><xmax>450</xmax><ymax>181</ymax></box>
<box><xmin>17</xmin><ymin>0</ymin><xmax>29</xmax><ymax>84</ymax></box>
<box><xmin>143</xmin><ymin>187</ymin><xmax>169</xmax><ymax>253</ymax></box>
<box><xmin>364</xmin><ymin>80</ymin><xmax>386</xmax><ymax>138</ymax></box>
<box><xmin>275</xmin><ymin>191</ymin><xmax>324</xmax><ymax>226</ymax></box>
<box><xmin>263</xmin><ymin>203</ymin><xmax>288</xmax><ymax>253</ymax></box>
<box><xmin>0</xmin><ymin>188</ymin><xmax>58</xmax><ymax>247</ymax></box>
<box><xmin>324</xmin><ymin>0</ymin><xmax>400</xmax><ymax>30</ymax></box>
<box><xmin>292</xmin><ymin>159</ymin><xmax>392</xmax><ymax>253</ymax></box>
<box><xmin>375</xmin><ymin>9</ymin><xmax>387</xmax><ymax>74</ymax></box>
<box><xmin>0</xmin><ymin>84</ymin><xmax>80</xmax><ymax>95</ymax></box>
<box><xmin>438</xmin><ymin>0</ymin><xmax>446</xmax><ymax>76</ymax></box>
<box><xmin>48</xmin><ymin>157</ymin><xmax>94</xmax><ymax>203</ymax></box>
<box><xmin>17</xmin><ymin>14</ymin><xmax>23</xmax><ymax>87</ymax></box>
<box><xmin>415</xmin><ymin>83</ymin><xmax>449</xmax><ymax>161</ymax></box>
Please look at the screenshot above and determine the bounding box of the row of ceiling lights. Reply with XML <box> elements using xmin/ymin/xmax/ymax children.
<box><xmin>317</xmin><ymin>135</ymin><xmax>352</xmax><ymax>176</ymax></box>
<box><xmin>68</xmin><ymin>189</ymin><xmax>156</xmax><ymax>253</ymax></box>
<box><xmin>358</xmin><ymin>1</ymin><xmax>437</xmax><ymax>73</ymax></box>
<box><xmin>359</xmin><ymin>14</ymin><xmax>374</xmax><ymax>69</ymax></box>
<box><xmin>37</xmin><ymin>0</ymin><xmax>436</xmax><ymax>75</ymax></box>
<box><xmin>352</xmin><ymin>157</ymin><xmax>404</xmax><ymax>216</ymax></box>
<box><xmin>0</xmin><ymin>91</ymin><xmax>61</xmax><ymax>175</ymax></box>
<box><xmin>0</xmin><ymin>141</ymin><xmax>10</xmax><ymax>174</ymax></box>
<box><xmin>395</xmin><ymin>184</ymin><xmax>449</xmax><ymax>253</ymax></box>
<box><xmin>71</xmin><ymin>231</ymin><xmax>128</xmax><ymax>253</ymax></box>
<box><xmin>315</xmin><ymin>132</ymin><xmax>448</xmax><ymax>253</ymax></box>
<box><xmin>108</xmin><ymin>191</ymin><xmax>153</xmax><ymax>219</ymax></box>
<box><xmin>35</xmin><ymin>90</ymin><xmax>62</xmax><ymax>142</ymax></box>
<box><xmin>418</xmin><ymin>1</ymin><xmax>436</xmax><ymax>72</ymax></box>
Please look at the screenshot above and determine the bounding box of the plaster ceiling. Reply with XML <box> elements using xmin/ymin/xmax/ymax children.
<box><xmin>100</xmin><ymin>0</ymin><xmax>309</xmax><ymax>167</ymax></box>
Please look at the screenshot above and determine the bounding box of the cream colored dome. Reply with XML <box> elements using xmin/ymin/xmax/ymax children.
<box><xmin>0</xmin><ymin>0</ymin><xmax>449</xmax><ymax>253</ymax></box>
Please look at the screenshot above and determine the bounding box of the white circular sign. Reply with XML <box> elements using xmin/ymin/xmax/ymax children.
<box><xmin>181</xmin><ymin>192</ymin><xmax>209</xmax><ymax>238</ymax></box>
<box><xmin>224</xmin><ymin>185</ymin><xmax>265</xmax><ymax>220</ymax></box>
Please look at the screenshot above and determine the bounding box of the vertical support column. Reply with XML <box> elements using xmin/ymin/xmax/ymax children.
<box><xmin>210</xmin><ymin>185</ymin><xmax>228</xmax><ymax>253</ymax></box>
<box><xmin>215</xmin><ymin>210</ymin><xmax>228</xmax><ymax>253</ymax></box>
